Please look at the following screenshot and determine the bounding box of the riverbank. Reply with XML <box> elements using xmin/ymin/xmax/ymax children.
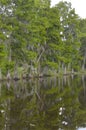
<box><xmin>0</xmin><ymin>71</ymin><xmax>86</xmax><ymax>82</ymax></box>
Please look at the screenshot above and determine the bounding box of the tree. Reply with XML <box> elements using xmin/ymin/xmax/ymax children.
<box><xmin>56</xmin><ymin>1</ymin><xmax>81</xmax><ymax>73</ymax></box>
<box><xmin>0</xmin><ymin>0</ymin><xmax>85</xmax><ymax>79</ymax></box>
<box><xmin>79</xmin><ymin>19</ymin><xmax>86</xmax><ymax>71</ymax></box>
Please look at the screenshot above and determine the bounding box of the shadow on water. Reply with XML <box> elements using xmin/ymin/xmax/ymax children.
<box><xmin>0</xmin><ymin>75</ymin><xmax>86</xmax><ymax>130</ymax></box>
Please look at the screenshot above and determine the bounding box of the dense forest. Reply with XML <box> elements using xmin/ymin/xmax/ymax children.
<box><xmin>0</xmin><ymin>0</ymin><xmax>86</xmax><ymax>80</ymax></box>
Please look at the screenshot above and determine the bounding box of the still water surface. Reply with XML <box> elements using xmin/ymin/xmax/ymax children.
<box><xmin>0</xmin><ymin>75</ymin><xmax>86</xmax><ymax>130</ymax></box>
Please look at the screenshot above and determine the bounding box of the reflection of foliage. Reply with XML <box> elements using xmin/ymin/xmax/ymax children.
<box><xmin>0</xmin><ymin>82</ymin><xmax>14</xmax><ymax>130</ymax></box>
<box><xmin>0</xmin><ymin>76</ymin><xmax>86</xmax><ymax>130</ymax></box>
<box><xmin>79</xmin><ymin>88</ymin><xmax>86</xmax><ymax>108</ymax></box>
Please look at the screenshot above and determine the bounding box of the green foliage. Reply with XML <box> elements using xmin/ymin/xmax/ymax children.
<box><xmin>1</xmin><ymin>61</ymin><xmax>14</xmax><ymax>75</ymax></box>
<box><xmin>46</xmin><ymin>61</ymin><xmax>58</xmax><ymax>70</ymax></box>
<box><xmin>4</xmin><ymin>61</ymin><xmax>14</xmax><ymax>71</ymax></box>
<box><xmin>0</xmin><ymin>0</ymin><xmax>85</xmax><ymax>77</ymax></box>
<box><xmin>27</xmin><ymin>51</ymin><xmax>37</xmax><ymax>60</ymax></box>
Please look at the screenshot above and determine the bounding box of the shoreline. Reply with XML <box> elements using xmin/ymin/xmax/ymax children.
<box><xmin>0</xmin><ymin>72</ymin><xmax>86</xmax><ymax>82</ymax></box>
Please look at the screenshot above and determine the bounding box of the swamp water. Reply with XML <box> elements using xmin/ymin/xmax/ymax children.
<box><xmin>0</xmin><ymin>75</ymin><xmax>86</xmax><ymax>130</ymax></box>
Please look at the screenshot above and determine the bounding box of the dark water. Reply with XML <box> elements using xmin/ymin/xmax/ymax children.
<box><xmin>0</xmin><ymin>75</ymin><xmax>86</xmax><ymax>130</ymax></box>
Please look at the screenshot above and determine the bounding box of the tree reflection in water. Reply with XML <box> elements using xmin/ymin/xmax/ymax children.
<box><xmin>0</xmin><ymin>75</ymin><xmax>86</xmax><ymax>130</ymax></box>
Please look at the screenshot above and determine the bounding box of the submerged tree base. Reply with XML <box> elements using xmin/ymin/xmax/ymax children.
<box><xmin>0</xmin><ymin>74</ymin><xmax>52</xmax><ymax>81</ymax></box>
<box><xmin>0</xmin><ymin>71</ymin><xmax>86</xmax><ymax>81</ymax></box>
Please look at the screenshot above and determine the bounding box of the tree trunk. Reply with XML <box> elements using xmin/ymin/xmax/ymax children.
<box><xmin>0</xmin><ymin>69</ymin><xmax>2</xmax><ymax>80</ymax></box>
<box><xmin>64</xmin><ymin>66</ymin><xmax>67</xmax><ymax>74</ymax></box>
<box><xmin>82</xmin><ymin>55</ymin><xmax>86</xmax><ymax>71</ymax></box>
<box><xmin>7</xmin><ymin>71</ymin><xmax>11</xmax><ymax>80</ymax></box>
